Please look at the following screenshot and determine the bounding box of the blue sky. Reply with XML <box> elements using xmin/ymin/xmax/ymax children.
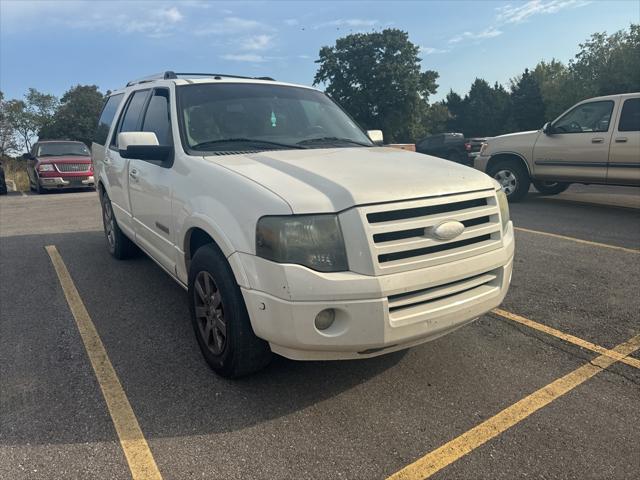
<box><xmin>1</xmin><ymin>0</ymin><xmax>637</xmax><ymax>103</ymax></box>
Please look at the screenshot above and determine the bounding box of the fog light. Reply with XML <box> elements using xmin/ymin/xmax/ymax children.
<box><xmin>314</xmin><ymin>309</ymin><xmax>335</xmax><ymax>331</ymax></box>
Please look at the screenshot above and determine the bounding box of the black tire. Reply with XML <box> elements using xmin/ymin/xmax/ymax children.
<box><xmin>100</xmin><ymin>191</ymin><xmax>137</xmax><ymax>259</ymax></box>
<box><xmin>488</xmin><ymin>159</ymin><xmax>531</xmax><ymax>202</ymax></box>
<box><xmin>188</xmin><ymin>244</ymin><xmax>271</xmax><ymax>378</ymax></box>
<box><xmin>35</xmin><ymin>179</ymin><xmax>45</xmax><ymax>194</ymax></box>
<box><xmin>532</xmin><ymin>180</ymin><xmax>570</xmax><ymax>195</ymax></box>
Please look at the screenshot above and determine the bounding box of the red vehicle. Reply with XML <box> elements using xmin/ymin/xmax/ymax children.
<box><xmin>23</xmin><ymin>140</ymin><xmax>95</xmax><ymax>193</ymax></box>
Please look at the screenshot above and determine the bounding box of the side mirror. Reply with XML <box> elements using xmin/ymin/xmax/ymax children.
<box><xmin>118</xmin><ymin>132</ymin><xmax>172</xmax><ymax>163</ymax></box>
<box><xmin>21</xmin><ymin>152</ymin><xmax>34</xmax><ymax>160</ymax></box>
<box><xmin>367</xmin><ymin>130</ymin><xmax>384</xmax><ymax>145</ymax></box>
<box><xmin>542</xmin><ymin>122</ymin><xmax>555</xmax><ymax>135</ymax></box>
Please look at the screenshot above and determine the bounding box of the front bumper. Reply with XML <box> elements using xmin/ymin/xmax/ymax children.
<box><xmin>237</xmin><ymin>222</ymin><xmax>515</xmax><ymax>360</ymax></box>
<box><xmin>39</xmin><ymin>175</ymin><xmax>95</xmax><ymax>189</ymax></box>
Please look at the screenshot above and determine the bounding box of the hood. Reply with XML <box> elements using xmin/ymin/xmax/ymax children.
<box><xmin>487</xmin><ymin>130</ymin><xmax>540</xmax><ymax>149</ymax></box>
<box><xmin>37</xmin><ymin>155</ymin><xmax>92</xmax><ymax>163</ymax></box>
<box><xmin>205</xmin><ymin>147</ymin><xmax>495</xmax><ymax>213</ymax></box>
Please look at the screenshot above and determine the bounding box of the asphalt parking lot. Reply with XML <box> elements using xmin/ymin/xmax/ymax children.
<box><xmin>1</xmin><ymin>185</ymin><xmax>639</xmax><ymax>480</ymax></box>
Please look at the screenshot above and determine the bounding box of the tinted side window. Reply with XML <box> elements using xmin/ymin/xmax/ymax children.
<box><xmin>618</xmin><ymin>98</ymin><xmax>640</xmax><ymax>132</ymax></box>
<box><xmin>141</xmin><ymin>90</ymin><xmax>172</xmax><ymax>145</ymax></box>
<box><xmin>111</xmin><ymin>90</ymin><xmax>149</xmax><ymax>148</ymax></box>
<box><xmin>95</xmin><ymin>94</ymin><xmax>123</xmax><ymax>145</ymax></box>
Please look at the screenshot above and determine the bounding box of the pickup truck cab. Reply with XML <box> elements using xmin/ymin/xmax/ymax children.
<box><xmin>92</xmin><ymin>71</ymin><xmax>514</xmax><ymax>377</ymax></box>
<box><xmin>475</xmin><ymin>93</ymin><xmax>640</xmax><ymax>201</ymax></box>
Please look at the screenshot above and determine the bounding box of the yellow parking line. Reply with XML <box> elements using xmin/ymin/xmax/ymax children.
<box><xmin>492</xmin><ymin>308</ymin><xmax>640</xmax><ymax>370</ymax></box>
<box><xmin>514</xmin><ymin>226</ymin><xmax>640</xmax><ymax>254</ymax></box>
<box><xmin>46</xmin><ymin>245</ymin><xmax>162</xmax><ymax>480</ymax></box>
<box><xmin>387</xmin><ymin>334</ymin><xmax>640</xmax><ymax>480</ymax></box>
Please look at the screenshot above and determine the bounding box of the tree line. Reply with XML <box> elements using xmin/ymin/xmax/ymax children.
<box><xmin>1</xmin><ymin>23</ymin><xmax>638</xmax><ymax>156</ymax></box>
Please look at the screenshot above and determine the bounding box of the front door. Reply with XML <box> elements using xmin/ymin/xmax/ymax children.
<box><xmin>127</xmin><ymin>88</ymin><xmax>176</xmax><ymax>273</ymax></box>
<box><xmin>532</xmin><ymin>99</ymin><xmax>617</xmax><ymax>183</ymax></box>
<box><xmin>607</xmin><ymin>97</ymin><xmax>640</xmax><ymax>186</ymax></box>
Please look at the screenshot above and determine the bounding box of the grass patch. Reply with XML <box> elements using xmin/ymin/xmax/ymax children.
<box><xmin>1</xmin><ymin>156</ymin><xmax>30</xmax><ymax>191</ymax></box>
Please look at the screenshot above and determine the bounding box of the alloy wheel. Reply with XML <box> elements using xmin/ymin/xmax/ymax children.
<box><xmin>494</xmin><ymin>169</ymin><xmax>518</xmax><ymax>196</ymax></box>
<box><xmin>102</xmin><ymin>199</ymin><xmax>115</xmax><ymax>249</ymax></box>
<box><xmin>193</xmin><ymin>271</ymin><xmax>227</xmax><ymax>355</ymax></box>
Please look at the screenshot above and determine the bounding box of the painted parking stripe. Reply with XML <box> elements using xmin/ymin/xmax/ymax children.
<box><xmin>514</xmin><ymin>226</ymin><xmax>640</xmax><ymax>254</ymax></box>
<box><xmin>492</xmin><ymin>308</ymin><xmax>640</xmax><ymax>370</ymax></box>
<box><xmin>386</xmin><ymin>334</ymin><xmax>640</xmax><ymax>480</ymax></box>
<box><xmin>46</xmin><ymin>245</ymin><xmax>162</xmax><ymax>480</ymax></box>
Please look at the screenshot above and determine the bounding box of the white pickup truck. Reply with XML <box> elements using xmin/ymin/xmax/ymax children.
<box><xmin>92</xmin><ymin>71</ymin><xmax>514</xmax><ymax>377</ymax></box>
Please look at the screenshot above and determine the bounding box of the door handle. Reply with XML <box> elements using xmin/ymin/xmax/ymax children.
<box><xmin>129</xmin><ymin>169</ymin><xmax>138</xmax><ymax>179</ymax></box>
<box><xmin>615</xmin><ymin>137</ymin><xmax>628</xmax><ymax>143</ymax></box>
<box><xmin>591</xmin><ymin>138</ymin><xmax>604</xmax><ymax>144</ymax></box>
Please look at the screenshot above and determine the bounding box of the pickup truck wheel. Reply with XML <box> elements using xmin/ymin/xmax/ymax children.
<box><xmin>100</xmin><ymin>192</ymin><xmax>137</xmax><ymax>259</ymax></box>
<box><xmin>189</xmin><ymin>244</ymin><xmax>271</xmax><ymax>378</ymax></box>
<box><xmin>488</xmin><ymin>161</ymin><xmax>530</xmax><ymax>202</ymax></box>
<box><xmin>532</xmin><ymin>180</ymin><xmax>570</xmax><ymax>195</ymax></box>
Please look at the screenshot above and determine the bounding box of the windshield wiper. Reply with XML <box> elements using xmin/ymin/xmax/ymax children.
<box><xmin>297</xmin><ymin>137</ymin><xmax>372</xmax><ymax>147</ymax></box>
<box><xmin>192</xmin><ymin>138</ymin><xmax>306</xmax><ymax>150</ymax></box>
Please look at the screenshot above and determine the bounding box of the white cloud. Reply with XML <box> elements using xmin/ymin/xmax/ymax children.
<box><xmin>420</xmin><ymin>46</ymin><xmax>449</xmax><ymax>55</ymax></box>
<box><xmin>284</xmin><ymin>18</ymin><xmax>299</xmax><ymax>26</ymax></box>
<box><xmin>496</xmin><ymin>0</ymin><xmax>590</xmax><ymax>24</ymax></box>
<box><xmin>448</xmin><ymin>27</ymin><xmax>502</xmax><ymax>44</ymax></box>
<box><xmin>221</xmin><ymin>53</ymin><xmax>268</xmax><ymax>63</ymax></box>
<box><xmin>315</xmin><ymin>18</ymin><xmax>378</xmax><ymax>29</ymax></box>
<box><xmin>195</xmin><ymin>17</ymin><xmax>270</xmax><ymax>36</ymax></box>
<box><xmin>160</xmin><ymin>7</ymin><xmax>183</xmax><ymax>23</ymax></box>
<box><xmin>240</xmin><ymin>34</ymin><xmax>274</xmax><ymax>51</ymax></box>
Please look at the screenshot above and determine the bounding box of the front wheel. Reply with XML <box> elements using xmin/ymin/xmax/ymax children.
<box><xmin>532</xmin><ymin>180</ymin><xmax>570</xmax><ymax>195</ymax></box>
<box><xmin>100</xmin><ymin>191</ymin><xmax>137</xmax><ymax>259</ymax></box>
<box><xmin>188</xmin><ymin>244</ymin><xmax>271</xmax><ymax>378</ymax></box>
<box><xmin>488</xmin><ymin>160</ymin><xmax>531</xmax><ymax>202</ymax></box>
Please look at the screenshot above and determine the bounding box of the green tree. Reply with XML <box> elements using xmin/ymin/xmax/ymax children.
<box><xmin>4</xmin><ymin>88</ymin><xmax>58</xmax><ymax>152</ymax></box>
<box><xmin>0</xmin><ymin>91</ymin><xmax>19</xmax><ymax>157</ymax></box>
<box><xmin>570</xmin><ymin>24</ymin><xmax>640</xmax><ymax>99</ymax></box>
<box><xmin>531</xmin><ymin>59</ymin><xmax>571</xmax><ymax>120</ymax></box>
<box><xmin>39</xmin><ymin>85</ymin><xmax>104</xmax><ymax>146</ymax></box>
<box><xmin>314</xmin><ymin>28</ymin><xmax>439</xmax><ymax>143</ymax></box>
<box><xmin>510</xmin><ymin>68</ymin><xmax>545</xmax><ymax>131</ymax></box>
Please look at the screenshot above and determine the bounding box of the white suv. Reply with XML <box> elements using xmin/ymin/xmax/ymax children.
<box><xmin>475</xmin><ymin>93</ymin><xmax>640</xmax><ymax>201</ymax></box>
<box><xmin>92</xmin><ymin>71</ymin><xmax>514</xmax><ymax>377</ymax></box>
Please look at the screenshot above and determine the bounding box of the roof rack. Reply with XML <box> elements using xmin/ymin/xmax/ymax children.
<box><xmin>126</xmin><ymin>71</ymin><xmax>275</xmax><ymax>86</ymax></box>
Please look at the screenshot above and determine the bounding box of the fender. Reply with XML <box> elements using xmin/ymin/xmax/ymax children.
<box><xmin>489</xmin><ymin>151</ymin><xmax>533</xmax><ymax>176</ymax></box>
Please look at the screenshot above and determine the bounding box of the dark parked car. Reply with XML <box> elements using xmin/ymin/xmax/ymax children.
<box><xmin>23</xmin><ymin>140</ymin><xmax>94</xmax><ymax>194</ymax></box>
<box><xmin>416</xmin><ymin>133</ymin><xmax>486</xmax><ymax>166</ymax></box>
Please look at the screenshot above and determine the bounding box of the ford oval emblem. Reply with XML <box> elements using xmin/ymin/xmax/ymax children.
<box><xmin>428</xmin><ymin>220</ymin><xmax>465</xmax><ymax>241</ymax></box>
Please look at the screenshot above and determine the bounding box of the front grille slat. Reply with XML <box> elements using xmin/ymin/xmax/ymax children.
<box><xmin>374</xmin><ymin>223</ymin><xmax>501</xmax><ymax>256</ymax></box>
<box><xmin>55</xmin><ymin>163</ymin><xmax>91</xmax><ymax>172</ymax></box>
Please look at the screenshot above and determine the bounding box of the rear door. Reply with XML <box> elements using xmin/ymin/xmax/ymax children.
<box><xmin>532</xmin><ymin>99</ymin><xmax>617</xmax><ymax>183</ymax></box>
<box><xmin>104</xmin><ymin>89</ymin><xmax>150</xmax><ymax>237</ymax></box>
<box><xmin>127</xmin><ymin>88</ymin><xmax>176</xmax><ymax>273</ymax></box>
<box><xmin>607</xmin><ymin>97</ymin><xmax>640</xmax><ymax>185</ymax></box>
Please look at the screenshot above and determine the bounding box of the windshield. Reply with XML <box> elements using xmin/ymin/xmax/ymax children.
<box><xmin>177</xmin><ymin>83</ymin><xmax>373</xmax><ymax>153</ymax></box>
<box><xmin>37</xmin><ymin>142</ymin><xmax>90</xmax><ymax>157</ymax></box>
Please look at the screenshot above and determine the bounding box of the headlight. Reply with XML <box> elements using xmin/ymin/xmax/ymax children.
<box><xmin>479</xmin><ymin>142</ymin><xmax>489</xmax><ymax>156</ymax></box>
<box><xmin>38</xmin><ymin>164</ymin><xmax>54</xmax><ymax>172</ymax></box>
<box><xmin>256</xmin><ymin>215</ymin><xmax>348</xmax><ymax>272</ymax></box>
<box><xmin>496</xmin><ymin>188</ymin><xmax>510</xmax><ymax>232</ymax></box>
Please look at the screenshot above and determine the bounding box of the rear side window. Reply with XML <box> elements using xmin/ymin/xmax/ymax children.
<box><xmin>111</xmin><ymin>89</ymin><xmax>149</xmax><ymax>147</ymax></box>
<box><xmin>141</xmin><ymin>90</ymin><xmax>172</xmax><ymax>145</ymax></box>
<box><xmin>94</xmin><ymin>94</ymin><xmax>123</xmax><ymax>145</ymax></box>
<box><xmin>618</xmin><ymin>98</ymin><xmax>640</xmax><ymax>132</ymax></box>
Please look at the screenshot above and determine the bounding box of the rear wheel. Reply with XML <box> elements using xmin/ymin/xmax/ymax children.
<box><xmin>100</xmin><ymin>191</ymin><xmax>137</xmax><ymax>259</ymax></box>
<box><xmin>189</xmin><ymin>244</ymin><xmax>271</xmax><ymax>378</ymax></box>
<box><xmin>532</xmin><ymin>180</ymin><xmax>570</xmax><ymax>195</ymax></box>
<box><xmin>488</xmin><ymin>160</ymin><xmax>531</xmax><ymax>202</ymax></box>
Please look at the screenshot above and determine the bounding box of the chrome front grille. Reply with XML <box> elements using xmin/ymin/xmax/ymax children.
<box><xmin>55</xmin><ymin>163</ymin><xmax>91</xmax><ymax>172</ymax></box>
<box><xmin>361</xmin><ymin>189</ymin><xmax>502</xmax><ymax>275</ymax></box>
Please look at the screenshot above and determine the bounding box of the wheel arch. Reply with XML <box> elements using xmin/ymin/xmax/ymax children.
<box><xmin>487</xmin><ymin>152</ymin><xmax>532</xmax><ymax>178</ymax></box>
